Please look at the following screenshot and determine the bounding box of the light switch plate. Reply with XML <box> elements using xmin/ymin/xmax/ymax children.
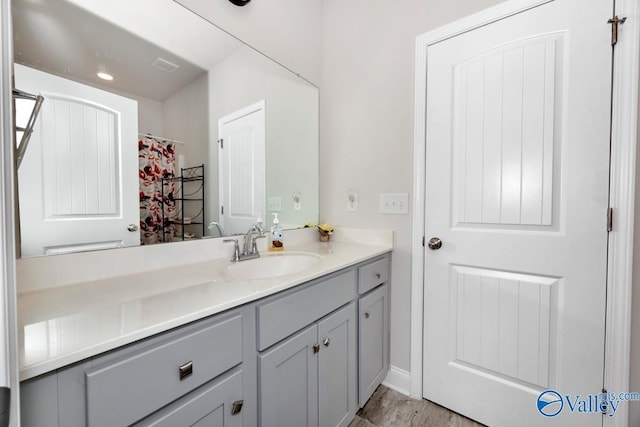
<box><xmin>379</xmin><ymin>193</ymin><xmax>409</xmax><ymax>215</ymax></box>
<box><xmin>293</xmin><ymin>192</ymin><xmax>302</xmax><ymax>211</ymax></box>
<box><xmin>268</xmin><ymin>196</ymin><xmax>282</xmax><ymax>212</ymax></box>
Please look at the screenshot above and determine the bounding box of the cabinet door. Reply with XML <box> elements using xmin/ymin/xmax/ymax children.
<box><xmin>318</xmin><ymin>303</ymin><xmax>357</xmax><ymax>427</ymax></box>
<box><xmin>358</xmin><ymin>283</ymin><xmax>389</xmax><ymax>407</ymax></box>
<box><xmin>259</xmin><ymin>325</ymin><xmax>319</xmax><ymax>427</ymax></box>
<box><xmin>136</xmin><ymin>369</ymin><xmax>243</xmax><ymax>427</ymax></box>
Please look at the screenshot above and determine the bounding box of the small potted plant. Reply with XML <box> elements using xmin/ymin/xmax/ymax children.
<box><xmin>316</xmin><ymin>223</ymin><xmax>334</xmax><ymax>242</ymax></box>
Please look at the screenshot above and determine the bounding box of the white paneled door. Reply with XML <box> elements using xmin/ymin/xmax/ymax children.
<box><xmin>14</xmin><ymin>64</ymin><xmax>139</xmax><ymax>257</ymax></box>
<box><xmin>422</xmin><ymin>1</ymin><xmax>612</xmax><ymax>426</ymax></box>
<box><xmin>218</xmin><ymin>101</ymin><xmax>266</xmax><ymax>235</ymax></box>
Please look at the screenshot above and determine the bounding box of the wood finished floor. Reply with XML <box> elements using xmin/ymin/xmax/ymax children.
<box><xmin>349</xmin><ymin>385</ymin><xmax>486</xmax><ymax>427</ymax></box>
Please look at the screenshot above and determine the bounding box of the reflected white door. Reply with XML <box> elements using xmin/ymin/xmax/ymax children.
<box><xmin>422</xmin><ymin>1</ymin><xmax>612</xmax><ymax>426</ymax></box>
<box><xmin>218</xmin><ymin>100</ymin><xmax>266</xmax><ymax>235</ymax></box>
<box><xmin>15</xmin><ymin>64</ymin><xmax>139</xmax><ymax>257</ymax></box>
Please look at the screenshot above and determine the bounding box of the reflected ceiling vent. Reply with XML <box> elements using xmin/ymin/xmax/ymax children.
<box><xmin>151</xmin><ymin>57</ymin><xmax>179</xmax><ymax>73</ymax></box>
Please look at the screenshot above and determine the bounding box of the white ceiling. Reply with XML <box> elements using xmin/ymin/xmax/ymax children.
<box><xmin>12</xmin><ymin>0</ymin><xmax>244</xmax><ymax>101</ymax></box>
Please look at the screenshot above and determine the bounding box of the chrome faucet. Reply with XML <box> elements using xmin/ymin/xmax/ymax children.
<box><xmin>208</xmin><ymin>221</ymin><xmax>225</xmax><ymax>237</ymax></box>
<box><xmin>223</xmin><ymin>223</ymin><xmax>266</xmax><ymax>262</ymax></box>
<box><xmin>242</xmin><ymin>223</ymin><xmax>266</xmax><ymax>258</ymax></box>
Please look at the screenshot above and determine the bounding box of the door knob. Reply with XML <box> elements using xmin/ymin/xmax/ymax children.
<box><xmin>427</xmin><ymin>237</ymin><xmax>442</xmax><ymax>250</ymax></box>
<box><xmin>127</xmin><ymin>224</ymin><xmax>139</xmax><ymax>232</ymax></box>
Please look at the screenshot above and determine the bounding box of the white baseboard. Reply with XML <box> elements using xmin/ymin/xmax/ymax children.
<box><xmin>382</xmin><ymin>365</ymin><xmax>412</xmax><ymax>397</ymax></box>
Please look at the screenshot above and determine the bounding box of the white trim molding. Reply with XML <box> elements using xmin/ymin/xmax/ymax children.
<box><xmin>411</xmin><ymin>3</ymin><xmax>639</xmax><ymax>425</ymax></box>
<box><xmin>1</xmin><ymin>0</ymin><xmax>22</xmax><ymax>424</ymax></box>
<box><xmin>604</xmin><ymin>1</ymin><xmax>639</xmax><ymax>426</ymax></box>
<box><xmin>383</xmin><ymin>365</ymin><xmax>412</xmax><ymax>397</ymax></box>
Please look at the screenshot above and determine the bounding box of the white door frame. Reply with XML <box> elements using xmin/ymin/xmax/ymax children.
<box><xmin>1</xmin><ymin>0</ymin><xmax>22</xmax><ymax>425</ymax></box>
<box><xmin>410</xmin><ymin>1</ymin><xmax>640</xmax><ymax>426</ymax></box>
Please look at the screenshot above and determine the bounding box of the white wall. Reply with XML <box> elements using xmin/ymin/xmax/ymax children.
<box><xmin>163</xmin><ymin>73</ymin><xmax>209</xmax><ymax>170</ymax></box>
<box><xmin>175</xmin><ymin>0</ymin><xmax>322</xmax><ymax>85</ymax></box>
<box><xmin>136</xmin><ymin>97</ymin><xmax>164</xmax><ymax>137</ymax></box>
<box><xmin>163</xmin><ymin>73</ymin><xmax>210</xmax><ymax>232</ymax></box>
<box><xmin>320</xmin><ymin>0</ymin><xmax>505</xmax><ymax>376</ymax></box>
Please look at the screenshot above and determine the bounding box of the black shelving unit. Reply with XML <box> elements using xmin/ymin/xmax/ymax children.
<box><xmin>161</xmin><ymin>164</ymin><xmax>205</xmax><ymax>242</ymax></box>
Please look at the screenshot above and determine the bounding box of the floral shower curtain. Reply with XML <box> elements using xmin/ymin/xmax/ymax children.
<box><xmin>139</xmin><ymin>136</ymin><xmax>177</xmax><ymax>245</ymax></box>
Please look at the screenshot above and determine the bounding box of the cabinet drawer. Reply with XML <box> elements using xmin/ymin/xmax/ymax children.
<box><xmin>257</xmin><ymin>269</ymin><xmax>356</xmax><ymax>351</ymax></box>
<box><xmin>358</xmin><ymin>257</ymin><xmax>389</xmax><ymax>294</ymax></box>
<box><xmin>86</xmin><ymin>313</ymin><xmax>243</xmax><ymax>427</ymax></box>
<box><xmin>136</xmin><ymin>368</ymin><xmax>244</xmax><ymax>427</ymax></box>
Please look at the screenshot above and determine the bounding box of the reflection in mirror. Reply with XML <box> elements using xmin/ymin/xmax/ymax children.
<box><xmin>12</xmin><ymin>0</ymin><xmax>319</xmax><ymax>258</ymax></box>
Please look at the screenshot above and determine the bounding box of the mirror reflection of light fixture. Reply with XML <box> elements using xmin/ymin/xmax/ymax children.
<box><xmin>228</xmin><ymin>0</ymin><xmax>251</xmax><ymax>6</ymax></box>
<box><xmin>96</xmin><ymin>64</ymin><xmax>113</xmax><ymax>81</ymax></box>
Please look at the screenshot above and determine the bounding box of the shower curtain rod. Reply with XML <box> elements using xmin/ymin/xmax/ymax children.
<box><xmin>138</xmin><ymin>133</ymin><xmax>184</xmax><ymax>145</ymax></box>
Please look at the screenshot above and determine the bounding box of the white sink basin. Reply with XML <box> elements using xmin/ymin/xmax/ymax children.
<box><xmin>223</xmin><ymin>252</ymin><xmax>322</xmax><ymax>280</ymax></box>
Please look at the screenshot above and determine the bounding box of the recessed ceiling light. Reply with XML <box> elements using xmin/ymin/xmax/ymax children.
<box><xmin>97</xmin><ymin>64</ymin><xmax>114</xmax><ymax>81</ymax></box>
<box><xmin>97</xmin><ymin>71</ymin><xmax>114</xmax><ymax>81</ymax></box>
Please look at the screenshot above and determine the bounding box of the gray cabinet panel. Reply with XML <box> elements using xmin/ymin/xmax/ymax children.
<box><xmin>86</xmin><ymin>313</ymin><xmax>243</xmax><ymax>427</ymax></box>
<box><xmin>136</xmin><ymin>368</ymin><xmax>243</xmax><ymax>427</ymax></box>
<box><xmin>57</xmin><ymin>359</ymin><xmax>92</xmax><ymax>427</ymax></box>
<box><xmin>358</xmin><ymin>257</ymin><xmax>389</xmax><ymax>295</ymax></box>
<box><xmin>256</xmin><ymin>270</ymin><xmax>356</xmax><ymax>351</ymax></box>
<box><xmin>259</xmin><ymin>325</ymin><xmax>319</xmax><ymax>427</ymax></box>
<box><xmin>318</xmin><ymin>303</ymin><xmax>357</xmax><ymax>427</ymax></box>
<box><xmin>20</xmin><ymin>373</ymin><xmax>58</xmax><ymax>427</ymax></box>
<box><xmin>358</xmin><ymin>283</ymin><xmax>389</xmax><ymax>407</ymax></box>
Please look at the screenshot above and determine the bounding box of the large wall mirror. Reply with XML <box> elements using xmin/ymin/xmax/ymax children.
<box><xmin>12</xmin><ymin>0</ymin><xmax>319</xmax><ymax>258</ymax></box>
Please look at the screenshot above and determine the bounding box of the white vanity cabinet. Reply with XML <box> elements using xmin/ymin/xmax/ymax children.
<box><xmin>257</xmin><ymin>269</ymin><xmax>358</xmax><ymax>427</ymax></box>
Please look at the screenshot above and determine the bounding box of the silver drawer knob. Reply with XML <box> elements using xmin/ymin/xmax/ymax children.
<box><xmin>179</xmin><ymin>361</ymin><xmax>193</xmax><ymax>380</ymax></box>
<box><xmin>231</xmin><ymin>400</ymin><xmax>244</xmax><ymax>415</ymax></box>
<box><xmin>127</xmin><ymin>224</ymin><xmax>139</xmax><ymax>232</ymax></box>
<box><xmin>323</xmin><ymin>337</ymin><xmax>330</xmax><ymax>347</ymax></box>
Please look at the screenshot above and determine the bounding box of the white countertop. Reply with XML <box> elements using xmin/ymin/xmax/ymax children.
<box><xmin>17</xmin><ymin>230</ymin><xmax>392</xmax><ymax>381</ymax></box>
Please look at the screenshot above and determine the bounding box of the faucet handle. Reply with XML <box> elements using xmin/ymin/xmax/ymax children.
<box><xmin>251</xmin><ymin>234</ymin><xmax>266</xmax><ymax>255</ymax></box>
<box><xmin>223</xmin><ymin>238</ymin><xmax>240</xmax><ymax>262</ymax></box>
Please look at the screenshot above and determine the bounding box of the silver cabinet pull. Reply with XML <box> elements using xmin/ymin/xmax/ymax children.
<box><xmin>231</xmin><ymin>400</ymin><xmax>244</xmax><ymax>415</ymax></box>
<box><xmin>428</xmin><ymin>237</ymin><xmax>443</xmax><ymax>250</ymax></box>
<box><xmin>179</xmin><ymin>361</ymin><xmax>193</xmax><ymax>380</ymax></box>
<box><xmin>364</xmin><ymin>311</ymin><xmax>370</xmax><ymax>319</ymax></box>
<box><xmin>127</xmin><ymin>224</ymin><xmax>139</xmax><ymax>232</ymax></box>
<box><xmin>313</xmin><ymin>344</ymin><xmax>320</xmax><ymax>354</ymax></box>
<box><xmin>375</xmin><ymin>273</ymin><xmax>381</xmax><ymax>279</ymax></box>
<box><xmin>323</xmin><ymin>337</ymin><xmax>330</xmax><ymax>347</ymax></box>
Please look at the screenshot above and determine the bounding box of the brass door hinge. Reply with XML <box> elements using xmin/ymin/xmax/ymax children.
<box><xmin>608</xmin><ymin>15</ymin><xmax>627</xmax><ymax>46</ymax></box>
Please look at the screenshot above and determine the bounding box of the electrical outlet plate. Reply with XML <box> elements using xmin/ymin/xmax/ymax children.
<box><xmin>347</xmin><ymin>189</ymin><xmax>359</xmax><ymax>212</ymax></box>
<box><xmin>268</xmin><ymin>196</ymin><xmax>282</xmax><ymax>212</ymax></box>
<box><xmin>379</xmin><ymin>193</ymin><xmax>409</xmax><ymax>215</ymax></box>
<box><xmin>293</xmin><ymin>191</ymin><xmax>301</xmax><ymax>211</ymax></box>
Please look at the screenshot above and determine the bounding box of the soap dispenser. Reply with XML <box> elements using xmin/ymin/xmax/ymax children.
<box><xmin>269</xmin><ymin>213</ymin><xmax>284</xmax><ymax>251</ymax></box>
